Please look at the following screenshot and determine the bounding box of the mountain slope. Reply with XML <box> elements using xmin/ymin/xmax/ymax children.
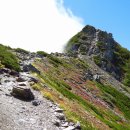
<box><xmin>32</xmin><ymin>53</ymin><xmax>130</xmax><ymax>130</ymax></box>
<box><xmin>1</xmin><ymin>24</ymin><xmax>130</xmax><ymax>130</ymax></box>
<box><xmin>65</xmin><ymin>25</ymin><xmax>130</xmax><ymax>87</ymax></box>
<box><xmin>0</xmin><ymin>46</ymin><xmax>80</xmax><ymax>130</ymax></box>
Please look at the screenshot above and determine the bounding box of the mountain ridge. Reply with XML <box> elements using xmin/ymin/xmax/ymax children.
<box><xmin>0</xmin><ymin>25</ymin><xmax>130</xmax><ymax>130</ymax></box>
<box><xmin>65</xmin><ymin>25</ymin><xmax>130</xmax><ymax>87</ymax></box>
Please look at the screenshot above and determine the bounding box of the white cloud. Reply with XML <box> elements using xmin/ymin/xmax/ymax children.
<box><xmin>0</xmin><ymin>0</ymin><xmax>84</xmax><ymax>53</ymax></box>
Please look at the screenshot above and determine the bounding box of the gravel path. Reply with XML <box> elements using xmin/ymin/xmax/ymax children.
<box><xmin>0</xmin><ymin>53</ymin><xmax>81</xmax><ymax>130</ymax></box>
<box><xmin>0</xmin><ymin>71</ymin><xmax>77</xmax><ymax>130</ymax></box>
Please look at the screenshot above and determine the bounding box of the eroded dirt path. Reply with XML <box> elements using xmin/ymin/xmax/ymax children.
<box><xmin>0</xmin><ymin>72</ymin><xmax>60</xmax><ymax>130</ymax></box>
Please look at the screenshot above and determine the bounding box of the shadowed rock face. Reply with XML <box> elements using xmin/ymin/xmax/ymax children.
<box><xmin>65</xmin><ymin>25</ymin><xmax>130</xmax><ymax>81</ymax></box>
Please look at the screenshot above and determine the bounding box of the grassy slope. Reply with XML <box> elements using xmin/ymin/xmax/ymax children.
<box><xmin>32</xmin><ymin>55</ymin><xmax>130</xmax><ymax>130</ymax></box>
<box><xmin>0</xmin><ymin>44</ymin><xmax>20</xmax><ymax>71</ymax></box>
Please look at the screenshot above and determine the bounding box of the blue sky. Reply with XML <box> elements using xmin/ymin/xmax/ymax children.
<box><xmin>64</xmin><ymin>0</ymin><xmax>130</xmax><ymax>50</ymax></box>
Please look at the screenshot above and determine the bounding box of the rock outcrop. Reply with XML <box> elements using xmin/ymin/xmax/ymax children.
<box><xmin>65</xmin><ymin>25</ymin><xmax>130</xmax><ymax>82</ymax></box>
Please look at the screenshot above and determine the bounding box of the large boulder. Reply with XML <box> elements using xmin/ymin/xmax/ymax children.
<box><xmin>11</xmin><ymin>86</ymin><xmax>34</xmax><ymax>101</ymax></box>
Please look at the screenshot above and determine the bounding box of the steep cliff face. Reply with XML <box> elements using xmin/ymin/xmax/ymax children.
<box><xmin>65</xmin><ymin>25</ymin><xmax>130</xmax><ymax>84</ymax></box>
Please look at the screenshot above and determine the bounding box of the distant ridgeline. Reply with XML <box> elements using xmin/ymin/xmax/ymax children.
<box><xmin>65</xmin><ymin>25</ymin><xmax>130</xmax><ymax>87</ymax></box>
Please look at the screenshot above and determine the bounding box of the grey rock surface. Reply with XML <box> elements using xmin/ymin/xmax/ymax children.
<box><xmin>66</xmin><ymin>25</ymin><xmax>124</xmax><ymax>81</ymax></box>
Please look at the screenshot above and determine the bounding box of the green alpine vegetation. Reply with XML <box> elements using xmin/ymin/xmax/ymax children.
<box><xmin>32</xmin><ymin>54</ymin><xmax>130</xmax><ymax>130</ymax></box>
<box><xmin>0</xmin><ymin>44</ymin><xmax>20</xmax><ymax>71</ymax></box>
<box><xmin>1</xmin><ymin>25</ymin><xmax>130</xmax><ymax>130</ymax></box>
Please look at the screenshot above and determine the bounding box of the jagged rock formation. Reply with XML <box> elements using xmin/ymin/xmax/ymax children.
<box><xmin>65</xmin><ymin>25</ymin><xmax>130</xmax><ymax>84</ymax></box>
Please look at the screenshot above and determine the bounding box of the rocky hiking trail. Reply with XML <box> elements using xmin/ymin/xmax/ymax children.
<box><xmin>0</xmin><ymin>55</ymin><xmax>80</xmax><ymax>130</ymax></box>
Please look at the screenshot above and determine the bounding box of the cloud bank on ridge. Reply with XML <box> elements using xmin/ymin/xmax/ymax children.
<box><xmin>0</xmin><ymin>0</ymin><xmax>84</xmax><ymax>53</ymax></box>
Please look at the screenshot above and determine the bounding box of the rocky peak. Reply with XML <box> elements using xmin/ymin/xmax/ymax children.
<box><xmin>65</xmin><ymin>25</ymin><xmax>130</xmax><ymax>82</ymax></box>
<box><xmin>79</xmin><ymin>25</ymin><xmax>116</xmax><ymax>54</ymax></box>
<box><xmin>82</xmin><ymin>25</ymin><xmax>96</xmax><ymax>35</ymax></box>
<box><xmin>66</xmin><ymin>25</ymin><xmax>118</xmax><ymax>58</ymax></box>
